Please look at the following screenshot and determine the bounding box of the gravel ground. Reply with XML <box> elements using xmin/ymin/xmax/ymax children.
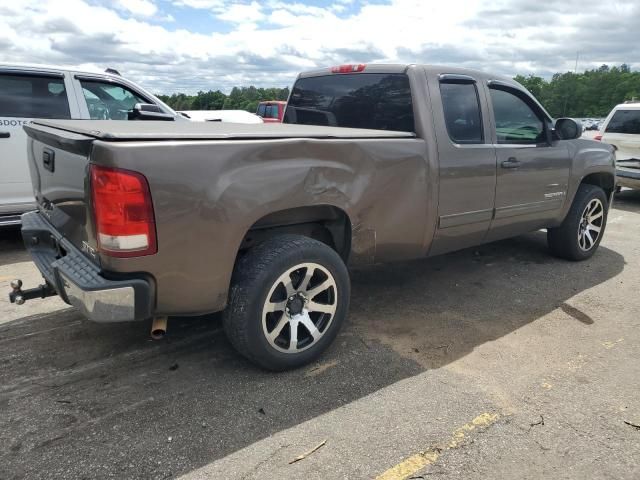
<box><xmin>0</xmin><ymin>190</ymin><xmax>638</xmax><ymax>480</ymax></box>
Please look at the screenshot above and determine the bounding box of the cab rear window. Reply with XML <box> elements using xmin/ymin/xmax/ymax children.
<box><xmin>265</xmin><ymin>105</ymin><xmax>279</xmax><ymax>119</ymax></box>
<box><xmin>606</xmin><ymin>109</ymin><xmax>640</xmax><ymax>134</ymax></box>
<box><xmin>284</xmin><ymin>73</ymin><xmax>414</xmax><ymax>132</ymax></box>
<box><xmin>0</xmin><ymin>74</ymin><xmax>71</xmax><ymax>119</ymax></box>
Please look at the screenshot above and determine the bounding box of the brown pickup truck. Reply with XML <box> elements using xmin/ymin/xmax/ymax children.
<box><xmin>11</xmin><ymin>64</ymin><xmax>615</xmax><ymax>370</ymax></box>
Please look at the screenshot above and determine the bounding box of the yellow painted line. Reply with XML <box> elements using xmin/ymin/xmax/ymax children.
<box><xmin>376</xmin><ymin>413</ymin><xmax>499</xmax><ymax>480</ymax></box>
<box><xmin>376</xmin><ymin>451</ymin><xmax>440</xmax><ymax>480</ymax></box>
<box><xmin>603</xmin><ymin>338</ymin><xmax>624</xmax><ymax>349</ymax></box>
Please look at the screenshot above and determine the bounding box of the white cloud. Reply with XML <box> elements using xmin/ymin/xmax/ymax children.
<box><xmin>216</xmin><ymin>2</ymin><xmax>265</xmax><ymax>23</ymax></box>
<box><xmin>0</xmin><ymin>0</ymin><xmax>638</xmax><ymax>94</ymax></box>
<box><xmin>172</xmin><ymin>0</ymin><xmax>226</xmax><ymax>8</ymax></box>
<box><xmin>114</xmin><ymin>0</ymin><xmax>158</xmax><ymax>17</ymax></box>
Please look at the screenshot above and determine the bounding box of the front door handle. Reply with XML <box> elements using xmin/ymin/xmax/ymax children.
<box><xmin>501</xmin><ymin>157</ymin><xmax>521</xmax><ymax>169</ymax></box>
<box><xmin>0</xmin><ymin>131</ymin><xmax>10</xmax><ymax>139</ymax></box>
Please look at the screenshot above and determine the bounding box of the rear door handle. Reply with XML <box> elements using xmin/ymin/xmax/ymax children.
<box><xmin>0</xmin><ymin>132</ymin><xmax>10</xmax><ymax>139</ymax></box>
<box><xmin>501</xmin><ymin>157</ymin><xmax>521</xmax><ymax>169</ymax></box>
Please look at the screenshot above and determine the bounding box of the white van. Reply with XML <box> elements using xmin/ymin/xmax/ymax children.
<box><xmin>0</xmin><ymin>64</ymin><xmax>179</xmax><ymax>225</ymax></box>
<box><xmin>598</xmin><ymin>102</ymin><xmax>640</xmax><ymax>189</ymax></box>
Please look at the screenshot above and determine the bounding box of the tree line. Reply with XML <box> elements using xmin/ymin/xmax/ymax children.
<box><xmin>157</xmin><ymin>86</ymin><xmax>290</xmax><ymax>113</ymax></box>
<box><xmin>158</xmin><ymin>65</ymin><xmax>640</xmax><ymax>118</ymax></box>
<box><xmin>515</xmin><ymin>64</ymin><xmax>639</xmax><ymax>118</ymax></box>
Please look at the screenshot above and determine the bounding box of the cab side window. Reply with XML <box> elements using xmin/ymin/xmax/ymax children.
<box><xmin>0</xmin><ymin>74</ymin><xmax>70</xmax><ymax>119</ymax></box>
<box><xmin>79</xmin><ymin>80</ymin><xmax>148</xmax><ymax>120</ymax></box>
<box><xmin>440</xmin><ymin>82</ymin><xmax>484</xmax><ymax>144</ymax></box>
<box><xmin>490</xmin><ymin>87</ymin><xmax>545</xmax><ymax>144</ymax></box>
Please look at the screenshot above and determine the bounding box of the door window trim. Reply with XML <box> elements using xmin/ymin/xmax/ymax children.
<box><xmin>0</xmin><ymin>69</ymin><xmax>64</xmax><ymax>79</ymax></box>
<box><xmin>438</xmin><ymin>73</ymin><xmax>476</xmax><ymax>84</ymax></box>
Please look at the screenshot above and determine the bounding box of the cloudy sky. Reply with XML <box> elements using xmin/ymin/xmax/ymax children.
<box><xmin>0</xmin><ymin>0</ymin><xmax>638</xmax><ymax>95</ymax></box>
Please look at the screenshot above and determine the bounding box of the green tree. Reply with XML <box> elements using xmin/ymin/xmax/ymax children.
<box><xmin>513</xmin><ymin>64</ymin><xmax>640</xmax><ymax>117</ymax></box>
<box><xmin>157</xmin><ymin>85</ymin><xmax>289</xmax><ymax>113</ymax></box>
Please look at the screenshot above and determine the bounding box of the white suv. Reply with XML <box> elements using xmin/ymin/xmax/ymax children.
<box><xmin>0</xmin><ymin>64</ymin><xmax>179</xmax><ymax>225</ymax></box>
<box><xmin>598</xmin><ymin>102</ymin><xmax>640</xmax><ymax>190</ymax></box>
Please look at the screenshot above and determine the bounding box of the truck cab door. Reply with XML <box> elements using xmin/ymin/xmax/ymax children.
<box><xmin>0</xmin><ymin>70</ymin><xmax>80</xmax><ymax>218</ymax></box>
<box><xmin>428</xmin><ymin>73</ymin><xmax>497</xmax><ymax>256</ymax></box>
<box><xmin>485</xmin><ymin>83</ymin><xmax>571</xmax><ymax>242</ymax></box>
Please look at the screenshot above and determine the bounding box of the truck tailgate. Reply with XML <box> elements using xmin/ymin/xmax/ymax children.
<box><xmin>24</xmin><ymin>123</ymin><xmax>96</xmax><ymax>262</ymax></box>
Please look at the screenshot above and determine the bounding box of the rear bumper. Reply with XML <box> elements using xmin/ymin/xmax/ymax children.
<box><xmin>20</xmin><ymin>211</ymin><xmax>152</xmax><ymax>322</ymax></box>
<box><xmin>0</xmin><ymin>214</ymin><xmax>23</xmax><ymax>227</ymax></box>
<box><xmin>0</xmin><ymin>202</ymin><xmax>36</xmax><ymax>227</ymax></box>
<box><xmin>616</xmin><ymin>165</ymin><xmax>640</xmax><ymax>190</ymax></box>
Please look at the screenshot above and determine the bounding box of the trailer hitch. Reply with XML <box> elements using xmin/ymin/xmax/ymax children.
<box><xmin>9</xmin><ymin>279</ymin><xmax>56</xmax><ymax>305</ymax></box>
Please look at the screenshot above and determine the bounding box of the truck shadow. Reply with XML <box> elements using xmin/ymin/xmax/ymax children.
<box><xmin>0</xmin><ymin>231</ymin><xmax>625</xmax><ymax>479</ymax></box>
<box><xmin>0</xmin><ymin>226</ymin><xmax>29</xmax><ymax>264</ymax></box>
<box><xmin>349</xmin><ymin>230</ymin><xmax>624</xmax><ymax>370</ymax></box>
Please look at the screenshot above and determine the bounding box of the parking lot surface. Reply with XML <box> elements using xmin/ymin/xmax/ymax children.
<box><xmin>1</xmin><ymin>191</ymin><xmax>639</xmax><ymax>480</ymax></box>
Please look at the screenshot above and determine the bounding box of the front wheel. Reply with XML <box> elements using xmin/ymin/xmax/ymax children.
<box><xmin>548</xmin><ymin>184</ymin><xmax>608</xmax><ymax>261</ymax></box>
<box><xmin>223</xmin><ymin>235</ymin><xmax>350</xmax><ymax>371</ymax></box>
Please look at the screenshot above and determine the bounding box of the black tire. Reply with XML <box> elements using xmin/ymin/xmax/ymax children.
<box><xmin>223</xmin><ymin>234</ymin><xmax>350</xmax><ymax>371</ymax></box>
<box><xmin>547</xmin><ymin>184</ymin><xmax>608</xmax><ymax>261</ymax></box>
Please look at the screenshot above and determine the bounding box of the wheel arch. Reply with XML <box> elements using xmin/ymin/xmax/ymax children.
<box><xmin>238</xmin><ymin>204</ymin><xmax>353</xmax><ymax>263</ymax></box>
<box><xmin>580</xmin><ymin>172</ymin><xmax>616</xmax><ymax>200</ymax></box>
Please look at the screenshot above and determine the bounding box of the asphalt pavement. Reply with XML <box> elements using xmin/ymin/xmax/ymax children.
<box><xmin>0</xmin><ymin>190</ymin><xmax>639</xmax><ymax>480</ymax></box>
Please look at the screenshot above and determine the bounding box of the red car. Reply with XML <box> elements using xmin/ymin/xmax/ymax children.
<box><xmin>256</xmin><ymin>101</ymin><xmax>286</xmax><ymax>123</ymax></box>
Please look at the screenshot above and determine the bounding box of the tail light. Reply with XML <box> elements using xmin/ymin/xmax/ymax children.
<box><xmin>594</xmin><ymin>134</ymin><xmax>602</xmax><ymax>141</ymax></box>
<box><xmin>331</xmin><ymin>64</ymin><xmax>366</xmax><ymax>74</ymax></box>
<box><xmin>90</xmin><ymin>164</ymin><xmax>157</xmax><ymax>257</ymax></box>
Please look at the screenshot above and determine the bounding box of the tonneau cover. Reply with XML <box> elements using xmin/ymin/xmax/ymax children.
<box><xmin>27</xmin><ymin>119</ymin><xmax>416</xmax><ymax>141</ymax></box>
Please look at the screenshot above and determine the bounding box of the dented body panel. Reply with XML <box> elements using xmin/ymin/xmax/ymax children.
<box><xmin>89</xmin><ymin>136</ymin><xmax>429</xmax><ymax>313</ymax></box>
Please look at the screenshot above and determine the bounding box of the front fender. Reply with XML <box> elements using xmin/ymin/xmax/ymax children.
<box><xmin>557</xmin><ymin>138</ymin><xmax>615</xmax><ymax>223</ymax></box>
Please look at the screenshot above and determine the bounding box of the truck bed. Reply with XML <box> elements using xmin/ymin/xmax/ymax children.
<box><xmin>23</xmin><ymin>117</ymin><xmax>428</xmax><ymax>315</ymax></box>
<box><xmin>28</xmin><ymin>119</ymin><xmax>416</xmax><ymax>141</ymax></box>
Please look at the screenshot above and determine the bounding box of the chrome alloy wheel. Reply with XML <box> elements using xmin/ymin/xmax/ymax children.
<box><xmin>261</xmin><ymin>262</ymin><xmax>338</xmax><ymax>354</ymax></box>
<box><xmin>578</xmin><ymin>198</ymin><xmax>604</xmax><ymax>251</ymax></box>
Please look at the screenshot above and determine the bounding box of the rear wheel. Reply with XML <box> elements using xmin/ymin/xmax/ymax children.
<box><xmin>223</xmin><ymin>235</ymin><xmax>350</xmax><ymax>371</ymax></box>
<box><xmin>547</xmin><ymin>184</ymin><xmax>608</xmax><ymax>261</ymax></box>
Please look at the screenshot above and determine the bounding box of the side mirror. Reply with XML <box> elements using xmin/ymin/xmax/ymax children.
<box><xmin>554</xmin><ymin>118</ymin><xmax>582</xmax><ymax>140</ymax></box>
<box><xmin>128</xmin><ymin>103</ymin><xmax>175</xmax><ymax>121</ymax></box>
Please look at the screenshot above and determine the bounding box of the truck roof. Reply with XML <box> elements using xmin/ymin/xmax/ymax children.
<box><xmin>614</xmin><ymin>102</ymin><xmax>640</xmax><ymax>110</ymax></box>
<box><xmin>0</xmin><ymin>62</ymin><xmax>122</xmax><ymax>81</ymax></box>
<box><xmin>27</xmin><ymin>120</ymin><xmax>416</xmax><ymax>141</ymax></box>
<box><xmin>297</xmin><ymin>63</ymin><xmax>513</xmax><ymax>83</ymax></box>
